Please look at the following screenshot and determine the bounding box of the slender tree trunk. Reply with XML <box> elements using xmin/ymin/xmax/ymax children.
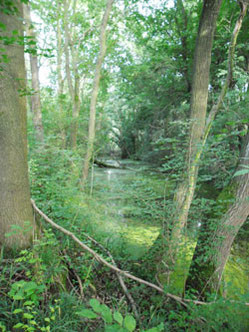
<box><xmin>185</xmin><ymin>131</ymin><xmax>249</xmax><ymax>298</ymax></box>
<box><xmin>63</xmin><ymin>0</ymin><xmax>81</xmax><ymax>149</ymax></box>
<box><xmin>56</xmin><ymin>1</ymin><xmax>66</xmax><ymax>147</ymax></box>
<box><xmin>23</xmin><ymin>3</ymin><xmax>44</xmax><ymax>144</ymax></box>
<box><xmin>70</xmin><ymin>38</ymin><xmax>81</xmax><ymax>149</ymax></box>
<box><xmin>82</xmin><ymin>0</ymin><xmax>114</xmax><ymax>183</ymax></box>
<box><xmin>170</xmin><ymin>0</ymin><xmax>222</xmax><ymax>253</ymax></box>
<box><xmin>175</xmin><ymin>0</ymin><xmax>191</xmax><ymax>92</ymax></box>
<box><xmin>0</xmin><ymin>1</ymin><xmax>34</xmax><ymax>249</ymax></box>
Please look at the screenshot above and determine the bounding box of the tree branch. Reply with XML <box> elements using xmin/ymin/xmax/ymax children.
<box><xmin>31</xmin><ymin>199</ymin><xmax>249</xmax><ymax>307</ymax></box>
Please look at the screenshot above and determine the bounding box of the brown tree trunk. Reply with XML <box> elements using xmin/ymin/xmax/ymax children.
<box><xmin>175</xmin><ymin>0</ymin><xmax>191</xmax><ymax>92</ymax></box>
<box><xmin>170</xmin><ymin>0</ymin><xmax>222</xmax><ymax>252</ymax></box>
<box><xmin>56</xmin><ymin>1</ymin><xmax>66</xmax><ymax>147</ymax></box>
<box><xmin>23</xmin><ymin>3</ymin><xmax>44</xmax><ymax>144</ymax></box>
<box><xmin>0</xmin><ymin>1</ymin><xmax>34</xmax><ymax>249</ymax></box>
<box><xmin>82</xmin><ymin>0</ymin><xmax>114</xmax><ymax>183</ymax></box>
<box><xmin>170</xmin><ymin>0</ymin><xmax>247</xmax><ymax>260</ymax></box>
<box><xmin>185</xmin><ymin>131</ymin><xmax>249</xmax><ymax>298</ymax></box>
<box><xmin>63</xmin><ymin>0</ymin><xmax>81</xmax><ymax>149</ymax></box>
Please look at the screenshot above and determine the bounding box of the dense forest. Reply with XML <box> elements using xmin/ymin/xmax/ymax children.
<box><xmin>0</xmin><ymin>0</ymin><xmax>249</xmax><ymax>331</ymax></box>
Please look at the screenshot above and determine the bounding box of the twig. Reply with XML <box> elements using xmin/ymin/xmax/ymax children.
<box><xmin>62</xmin><ymin>249</ymin><xmax>84</xmax><ymax>299</ymax></box>
<box><xmin>82</xmin><ymin>233</ymin><xmax>140</xmax><ymax>321</ymax></box>
<box><xmin>31</xmin><ymin>200</ymin><xmax>249</xmax><ymax>307</ymax></box>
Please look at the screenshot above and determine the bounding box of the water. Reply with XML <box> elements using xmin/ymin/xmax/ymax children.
<box><xmin>88</xmin><ymin>160</ymin><xmax>249</xmax><ymax>297</ymax></box>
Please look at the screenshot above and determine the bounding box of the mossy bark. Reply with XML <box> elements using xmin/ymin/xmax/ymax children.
<box><xmin>185</xmin><ymin>133</ymin><xmax>249</xmax><ymax>298</ymax></box>
<box><xmin>170</xmin><ymin>0</ymin><xmax>223</xmax><ymax>251</ymax></box>
<box><xmin>170</xmin><ymin>0</ymin><xmax>247</xmax><ymax>260</ymax></box>
<box><xmin>0</xmin><ymin>1</ymin><xmax>34</xmax><ymax>249</ymax></box>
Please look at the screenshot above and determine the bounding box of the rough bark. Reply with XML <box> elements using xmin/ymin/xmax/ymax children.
<box><xmin>170</xmin><ymin>0</ymin><xmax>247</xmax><ymax>258</ymax></box>
<box><xmin>82</xmin><ymin>0</ymin><xmax>114</xmax><ymax>183</ymax></box>
<box><xmin>170</xmin><ymin>0</ymin><xmax>222</xmax><ymax>251</ymax></box>
<box><xmin>185</xmin><ymin>131</ymin><xmax>249</xmax><ymax>297</ymax></box>
<box><xmin>23</xmin><ymin>3</ymin><xmax>44</xmax><ymax>144</ymax></box>
<box><xmin>0</xmin><ymin>1</ymin><xmax>34</xmax><ymax>249</ymax></box>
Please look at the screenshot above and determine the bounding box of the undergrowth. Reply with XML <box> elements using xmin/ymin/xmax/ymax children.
<box><xmin>1</xmin><ymin>146</ymin><xmax>248</xmax><ymax>331</ymax></box>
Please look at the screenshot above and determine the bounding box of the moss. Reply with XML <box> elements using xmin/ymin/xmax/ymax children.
<box><xmin>160</xmin><ymin>239</ymin><xmax>249</xmax><ymax>297</ymax></box>
<box><xmin>223</xmin><ymin>255</ymin><xmax>249</xmax><ymax>298</ymax></box>
<box><xmin>216</xmin><ymin>182</ymin><xmax>238</xmax><ymax>213</ymax></box>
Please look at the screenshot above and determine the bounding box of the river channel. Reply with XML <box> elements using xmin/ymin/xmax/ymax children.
<box><xmin>83</xmin><ymin>159</ymin><xmax>249</xmax><ymax>298</ymax></box>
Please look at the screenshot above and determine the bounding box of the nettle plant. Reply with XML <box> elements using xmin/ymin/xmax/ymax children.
<box><xmin>76</xmin><ymin>299</ymin><xmax>164</xmax><ymax>332</ymax></box>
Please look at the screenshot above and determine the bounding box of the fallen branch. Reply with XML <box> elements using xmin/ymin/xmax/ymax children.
<box><xmin>31</xmin><ymin>200</ymin><xmax>249</xmax><ymax>307</ymax></box>
<box><xmin>94</xmin><ymin>159</ymin><xmax>124</xmax><ymax>169</ymax></box>
<box><xmin>62</xmin><ymin>249</ymin><xmax>84</xmax><ymax>299</ymax></box>
<box><xmin>83</xmin><ymin>233</ymin><xmax>140</xmax><ymax>320</ymax></box>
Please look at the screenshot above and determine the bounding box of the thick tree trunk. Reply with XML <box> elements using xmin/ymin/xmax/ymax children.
<box><xmin>185</xmin><ymin>132</ymin><xmax>249</xmax><ymax>298</ymax></box>
<box><xmin>170</xmin><ymin>0</ymin><xmax>247</xmax><ymax>259</ymax></box>
<box><xmin>170</xmin><ymin>0</ymin><xmax>222</xmax><ymax>251</ymax></box>
<box><xmin>82</xmin><ymin>0</ymin><xmax>114</xmax><ymax>183</ymax></box>
<box><xmin>23</xmin><ymin>4</ymin><xmax>44</xmax><ymax>144</ymax></box>
<box><xmin>0</xmin><ymin>1</ymin><xmax>34</xmax><ymax>249</ymax></box>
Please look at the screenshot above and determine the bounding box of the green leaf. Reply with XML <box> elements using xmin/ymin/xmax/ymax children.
<box><xmin>76</xmin><ymin>309</ymin><xmax>98</xmax><ymax>319</ymax></box>
<box><xmin>89</xmin><ymin>298</ymin><xmax>101</xmax><ymax>313</ymax></box>
<box><xmin>23</xmin><ymin>313</ymin><xmax>33</xmax><ymax>319</ymax></box>
<box><xmin>13</xmin><ymin>294</ymin><xmax>24</xmax><ymax>300</ymax></box>
<box><xmin>13</xmin><ymin>308</ymin><xmax>23</xmax><ymax>314</ymax></box>
<box><xmin>124</xmin><ymin>315</ymin><xmax>136</xmax><ymax>332</ymax></box>
<box><xmin>105</xmin><ymin>325</ymin><xmax>127</xmax><ymax>332</ymax></box>
<box><xmin>100</xmin><ymin>305</ymin><xmax>113</xmax><ymax>324</ymax></box>
<box><xmin>144</xmin><ymin>323</ymin><xmax>164</xmax><ymax>332</ymax></box>
<box><xmin>0</xmin><ymin>22</ymin><xmax>6</xmax><ymax>31</ymax></box>
<box><xmin>13</xmin><ymin>323</ymin><xmax>23</xmax><ymax>329</ymax></box>
<box><xmin>24</xmin><ymin>300</ymin><xmax>34</xmax><ymax>306</ymax></box>
<box><xmin>113</xmin><ymin>311</ymin><xmax>123</xmax><ymax>325</ymax></box>
<box><xmin>233</xmin><ymin>168</ymin><xmax>249</xmax><ymax>177</ymax></box>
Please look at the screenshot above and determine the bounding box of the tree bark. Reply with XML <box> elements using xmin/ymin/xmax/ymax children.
<box><xmin>170</xmin><ymin>0</ymin><xmax>247</xmax><ymax>259</ymax></box>
<box><xmin>175</xmin><ymin>0</ymin><xmax>191</xmax><ymax>92</ymax></box>
<box><xmin>82</xmin><ymin>0</ymin><xmax>114</xmax><ymax>183</ymax></box>
<box><xmin>56</xmin><ymin>1</ymin><xmax>66</xmax><ymax>147</ymax></box>
<box><xmin>170</xmin><ymin>0</ymin><xmax>222</xmax><ymax>252</ymax></box>
<box><xmin>63</xmin><ymin>0</ymin><xmax>81</xmax><ymax>149</ymax></box>
<box><xmin>0</xmin><ymin>1</ymin><xmax>34</xmax><ymax>249</ymax></box>
<box><xmin>23</xmin><ymin>3</ymin><xmax>44</xmax><ymax>144</ymax></box>
<box><xmin>185</xmin><ymin>131</ymin><xmax>249</xmax><ymax>298</ymax></box>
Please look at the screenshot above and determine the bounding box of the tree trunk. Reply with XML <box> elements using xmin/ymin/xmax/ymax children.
<box><xmin>63</xmin><ymin>0</ymin><xmax>81</xmax><ymax>149</ymax></box>
<box><xmin>170</xmin><ymin>0</ymin><xmax>247</xmax><ymax>261</ymax></box>
<box><xmin>175</xmin><ymin>0</ymin><xmax>191</xmax><ymax>92</ymax></box>
<box><xmin>57</xmin><ymin>1</ymin><xmax>66</xmax><ymax>148</ymax></box>
<box><xmin>82</xmin><ymin>0</ymin><xmax>114</xmax><ymax>183</ymax></box>
<box><xmin>170</xmin><ymin>0</ymin><xmax>222</xmax><ymax>252</ymax></box>
<box><xmin>71</xmin><ymin>46</ymin><xmax>80</xmax><ymax>149</ymax></box>
<box><xmin>0</xmin><ymin>1</ymin><xmax>34</xmax><ymax>249</ymax></box>
<box><xmin>23</xmin><ymin>3</ymin><xmax>44</xmax><ymax>144</ymax></box>
<box><xmin>185</xmin><ymin>131</ymin><xmax>249</xmax><ymax>298</ymax></box>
